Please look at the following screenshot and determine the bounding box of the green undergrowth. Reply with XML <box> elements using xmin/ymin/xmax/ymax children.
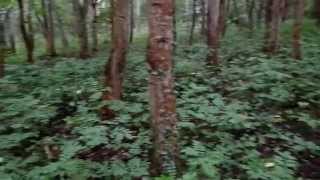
<box><xmin>1</xmin><ymin>23</ymin><xmax>320</xmax><ymax>179</ymax></box>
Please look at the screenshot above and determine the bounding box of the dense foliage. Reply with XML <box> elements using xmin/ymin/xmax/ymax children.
<box><xmin>0</xmin><ymin>21</ymin><xmax>320</xmax><ymax>179</ymax></box>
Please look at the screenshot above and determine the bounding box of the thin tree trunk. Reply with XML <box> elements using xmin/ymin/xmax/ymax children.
<box><xmin>41</xmin><ymin>0</ymin><xmax>57</xmax><ymax>56</ymax></box>
<box><xmin>219</xmin><ymin>0</ymin><xmax>227</xmax><ymax>36</ymax></box>
<box><xmin>246</xmin><ymin>0</ymin><xmax>255</xmax><ymax>35</ymax></box>
<box><xmin>314</xmin><ymin>0</ymin><xmax>320</xmax><ymax>25</ymax></box>
<box><xmin>73</xmin><ymin>0</ymin><xmax>90</xmax><ymax>59</ymax></box>
<box><xmin>47</xmin><ymin>0</ymin><xmax>56</xmax><ymax>56</ymax></box>
<box><xmin>17</xmin><ymin>0</ymin><xmax>34</xmax><ymax>64</ymax></box>
<box><xmin>189</xmin><ymin>0</ymin><xmax>197</xmax><ymax>45</ymax></box>
<box><xmin>102</xmin><ymin>0</ymin><xmax>129</xmax><ymax>120</ymax></box>
<box><xmin>0</xmin><ymin>16</ymin><xmax>5</xmax><ymax>78</ymax></box>
<box><xmin>207</xmin><ymin>0</ymin><xmax>221</xmax><ymax>65</ymax></box>
<box><xmin>129</xmin><ymin>0</ymin><xmax>135</xmax><ymax>43</ymax></box>
<box><xmin>200</xmin><ymin>0</ymin><xmax>207</xmax><ymax>36</ymax></box>
<box><xmin>173</xmin><ymin>0</ymin><xmax>177</xmax><ymax>51</ymax></box>
<box><xmin>292</xmin><ymin>0</ymin><xmax>304</xmax><ymax>60</ymax></box>
<box><xmin>232</xmin><ymin>0</ymin><xmax>241</xmax><ymax>31</ymax></box>
<box><xmin>5</xmin><ymin>9</ymin><xmax>16</xmax><ymax>53</ymax></box>
<box><xmin>147</xmin><ymin>0</ymin><xmax>180</xmax><ymax>175</ymax></box>
<box><xmin>264</xmin><ymin>0</ymin><xmax>282</xmax><ymax>55</ymax></box>
<box><xmin>41</xmin><ymin>0</ymin><xmax>49</xmax><ymax>42</ymax></box>
<box><xmin>281</xmin><ymin>0</ymin><xmax>290</xmax><ymax>22</ymax></box>
<box><xmin>55</xmin><ymin>8</ymin><xmax>69</xmax><ymax>52</ymax></box>
<box><xmin>257</xmin><ymin>0</ymin><xmax>265</xmax><ymax>28</ymax></box>
<box><xmin>91</xmin><ymin>0</ymin><xmax>99</xmax><ymax>52</ymax></box>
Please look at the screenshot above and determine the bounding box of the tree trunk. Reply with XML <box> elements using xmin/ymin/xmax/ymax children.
<box><xmin>281</xmin><ymin>0</ymin><xmax>290</xmax><ymax>22</ymax></box>
<box><xmin>292</xmin><ymin>0</ymin><xmax>304</xmax><ymax>60</ymax></box>
<box><xmin>91</xmin><ymin>0</ymin><xmax>98</xmax><ymax>52</ymax></box>
<box><xmin>41</xmin><ymin>0</ymin><xmax>56</xmax><ymax>56</ymax></box>
<box><xmin>147</xmin><ymin>0</ymin><xmax>180</xmax><ymax>175</ymax></box>
<box><xmin>47</xmin><ymin>0</ymin><xmax>56</xmax><ymax>56</ymax></box>
<box><xmin>246</xmin><ymin>0</ymin><xmax>255</xmax><ymax>35</ymax></box>
<box><xmin>55</xmin><ymin>7</ymin><xmax>69</xmax><ymax>52</ymax></box>
<box><xmin>200</xmin><ymin>0</ymin><xmax>207</xmax><ymax>36</ymax></box>
<box><xmin>129</xmin><ymin>0</ymin><xmax>135</xmax><ymax>43</ymax></box>
<box><xmin>257</xmin><ymin>0</ymin><xmax>265</xmax><ymax>28</ymax></box>
<box><xmin>0</xmin><ymin>16</ymin><xmax>5</xmax><ymax>78</ymax></box>
<box><xmin>207</xmin><ymin>0</ymin><xmax>221</xmax><ymax>65</ymax></box>
<box><xmin>189</xmin><ymin>0</ymin><xmax>197</xmax><ymax>45</ymax></box>
<box><xmin>314</xmin><ymin>0</ymin><xmax>320</xmax><ymax>25</ymax></box>
<box><xmin>17</xmin><ymin>0</ymin><xmax>34</xmax><ymax>64</ymax></box>
<box><xmin>73</xmin><ymin>0</ymin><xmax>90</xmax><ymax>59</ymax></box>
<box><xmin>264</xmin><ymin>0</ymin><xmax>282</xmax><ymax>55</ymax></box>
<box><xmin>102</xmin><ymin>0</ymin><xmax>129</xmax><ymax>120</ymax></box>
<box><xmin>173</xmin><ymin>0</ymin><xmax>177</xmax><ymax>51</ymax></box>
<box><xmin>232</xmin><ymin>0</ymin><xmax>241</xmax><ymax>31</ymax></box>
<box><xmin>219</xmin><ymin>0</ymin><xmax>227</xmax><ymax>36</ymax></box>
<box><xmin>5</xmin><ymin>9</ymin><xmax>16</xmax><ymax>54</ymax></box>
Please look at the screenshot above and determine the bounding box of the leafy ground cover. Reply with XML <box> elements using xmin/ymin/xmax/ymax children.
<box><xmin>0</xmin><ymin>24</ymin><xmax>320</xmax><ymax>179</ymax></box>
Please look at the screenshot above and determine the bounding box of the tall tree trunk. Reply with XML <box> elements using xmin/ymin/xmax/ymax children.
<box><xmin>292</xmin><ymin>0</ymin><xmax>304</xmax><ymax>60</ymax></box>
<box><xmin>147</xmin><ymin>0</ymin><xmax>180</xmax><ymax>175</ymax></box>
<box><xmin>281</xmin><ymin>0</ymin><xmax>290</xmax><ymax>22</ymax></box>
<box><xmin>73</xmin><ymin>0</ymin><xmax>90</xmax><ymax>59</ymax></box>
<box><xmin>17</xmin><ymin>0</ymin><xmax>34</xmax><ymax>64</ymax></box>
<box><xmin>232</xmin><ymin>0</ymin><xmax>241</xmax><ymax>31</ymax></box>
<box><xmin>40</xmin><ymin>0</ymin><xmax>56</xmax><ymax>56</ymax></box>
<box><xmin>207</xmin><ymin>0</ymin><xmax>221</xmax><ymax>65</ymax></box>
<box><xmin>129</xmin><ymin>0</ymin><xmax>135</xmax><ymax>43</ymax></box>
<box><xmin>0</xmin><ymin>16</ymin><xmax>5</xmax><ymax>78</ymax></box>
<box><xmin>102</xmin><ymin>0</ymin><xmax>129</xmax><ymax>119</ymax></box>
<box><xmin>264</xmin><ymin>0</ymin><xmax>282</xmax><ymax>55</ymax></box>
<box><xmin>47</xmin><ymin>0</ymin><xmax>56</xmax><ymax>56</ymax></box>
<box><xmin>314</xmin><ymin>0</ymin><xmax>320</xmax><ymax>25</ymax></box>
<box><xmin>5</xmin><ymin>9</ymin><xmax>16</xmax><ymax>53</ymax></box>
<box><xmin>219</xmin><ymin>0</ymin><xmax>227</xmax><ymax>36</ymax></box>
<box><xmin>189</xmin><ymin>0</ymin><xmax>197</xmax><ymax>45</ymax></box>
<box><xmin>55</xmin><ymin>8</ymin><xmax>69</xmax><ymax>52</ymax></box>
<box><xmin>173</xmin><ymin>0</ymin><xmax>177</xmax><ymax>51</ymax></box>
<box><xmin>200</xmin><ymin>0</ymin><xmax>207</xmax><ymax>36</ymax></box>
<box><xmin>246</xmin><ymin>0</ymin><xmax>255</xmax><ymax>35</ymax></box>
<box><xmin>91</xmin><ymin>0</ymin><xmax>98</xmax><ymax>52</ymax></box>
<box><xmin>257</xmin><ymin>0</ymin><xmax>265</xmax><ymax>28</ymax></box>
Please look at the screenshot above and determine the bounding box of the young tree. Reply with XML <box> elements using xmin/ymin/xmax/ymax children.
<box><xmin>40</xmin><ymin>0</ymin><xmax>56</xmax><ymax>56</ymax></box>
<box><xmin>129</xmin><ymin>0</ymin><xmax>135</xmax><ymax>43</ymax></box>
<box><xmin>47</xmin><ymin>0</ymin><xmax>56</xmax><ymax>56</ymax></box>
<box><xmin>246</xmin><ymin>0</ymin><xmax>255</xmax><ymax>35</ymax></box>
<box><xmin>0</xmin><ymin>13</ymin><xmax>5</xmax><ymax>78</ymax></box>
<box><xmin>264</xmin><ymin>0</ymin><xmax>282</xmax><ymax>55</ymax></box>
<box><xmin>189</xmin><ymin>0</ymin><xmax>198</xmax><ymax>45</ymax></box>
<box><xmin>147</xmin><ymin>0</ymin><xmax>180</xmax><ymax>175</ymax></box>
<box><xmin>207</xmin><ymin>0</ymin><xmax>221</xmax><ymax>65</ymax></box>
<box><xmin>5</xmin><ymin>9</ymin><xmax>15</xmax><ymax>53</ymax></box>
<box><xmin>173</xmin><ymin>0</ymin><xmax>177</xmax><ymax>50</ymax></box>
<box><xmin>55</xmin><ymin>6</ymin><xmax>69</xmax><ymax>53</ymax></box>
<box><xmin>90</xmin><ymin>0</ymin><xmax>99</xmax><ymax>52</ymax></box>
<box><xmin>72</xmin><ymin>0</ymin><xmax>90</xmax><ymax>58</ymax></box>
<box><xmin>200</xmin><ymin>0</ymin><xmax>207</xmax><ymax>36</ymax></box>
<box><xmin>218</xmin><ymin>0</ymin><xmax>227</xmax><ymax>36</ymax></box>
<box><xmin>17</xmin><ymin>0</ymin><xmax>34</xmax><ymax>63</ymax></box>
<box><xmin>314</xmin><ymin>0</ymin><xmax>320</xmax><ymax>24</ymax></box>
<box><xmin>102</xmin><ymin>0</ymin><xmax>129</xmax><ymax>119</ymax></box>
<box><xmin>281</xmin><ymin>0</ymin><xmax>290</xmax><ymax>21</ymax></box>
<box><xmin>257</xmin><ymin>0</ymin><xmax>265</xmax><ymax>28</ymax></box>
<box><xmin>292</xmin><ymin>0</ymin><xmax>305</xmax><ymax>59</ymax></box>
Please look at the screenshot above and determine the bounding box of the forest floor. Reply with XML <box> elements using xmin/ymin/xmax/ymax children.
<box><xmin>1</xmin><ymin>23</ymin><xmax>320</xmax><ymax>179</ymax></box>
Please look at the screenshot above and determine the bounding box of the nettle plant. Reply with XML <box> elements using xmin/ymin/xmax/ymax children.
<box><xmin>173</xmin><ymin>39</ymin><xmax>320</xmax><ymax>179</ymax></box>
<box><xmin>0</xmin><ymin>58</ymin><xmax>151</xmax><ymax>179</ymax></box>
<box><xmin>1</xmin><ymin>31</ymin><xmax>320</xmax><ymax>179</ymax></box>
